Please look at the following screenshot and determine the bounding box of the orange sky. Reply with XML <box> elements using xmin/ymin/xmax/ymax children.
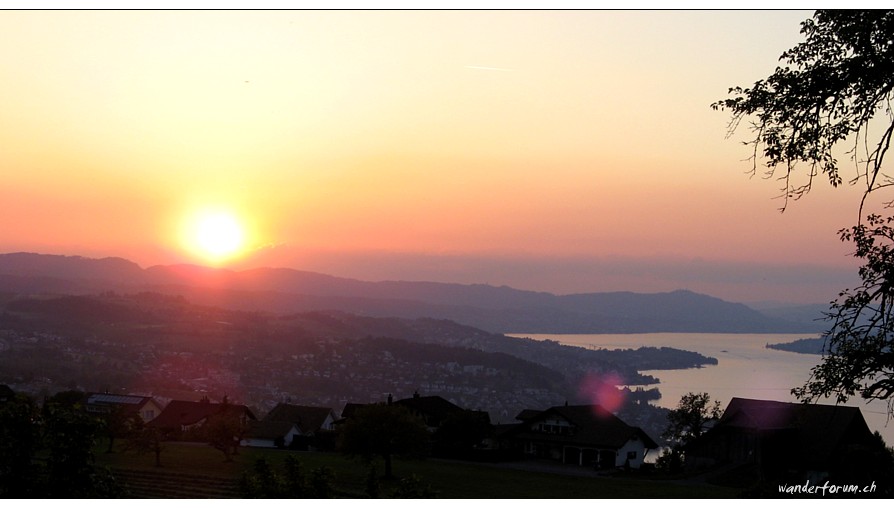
<box><xmin>0</xmin><ymin>10</ymin><xmax>872</xmax><ymax>303</ymax></box>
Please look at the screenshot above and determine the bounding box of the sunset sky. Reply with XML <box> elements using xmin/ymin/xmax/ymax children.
<box><xmin>0</xmin><ymin>10</ymin><xmax>873</xmax><ymax>304</ymax></box>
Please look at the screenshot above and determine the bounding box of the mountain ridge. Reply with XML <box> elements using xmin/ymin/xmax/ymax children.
<box><xmin>0</xmin><ymin>252</ymin><xmax>822</xmax><ymax>334</ymax></box>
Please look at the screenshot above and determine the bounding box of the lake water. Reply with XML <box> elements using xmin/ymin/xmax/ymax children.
<box><xmin>509</xmin><ymin>332</ymin><xmax>894</xmax><ymax>446</ymax></box>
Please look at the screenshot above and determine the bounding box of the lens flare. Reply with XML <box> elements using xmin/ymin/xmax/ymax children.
<box><xmin>578</xmin><ymin>372</ymin><xmax>626</xmax><ymax>413</ymax></box>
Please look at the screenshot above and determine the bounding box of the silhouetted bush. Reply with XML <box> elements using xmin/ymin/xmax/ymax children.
<box><xmin>239</xmin><ymin>457</ymin><xmax>335</xmax><ymax>498</ymax></box>
<box><xmin>390</xmin><ymin>474</ymin><xmax>438</xmax><ymax>498</ymax></box>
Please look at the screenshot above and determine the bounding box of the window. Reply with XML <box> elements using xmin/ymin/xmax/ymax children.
<box><xmin>627</xmin><ymin>451</ymin><xmax>637</xmax><ymax>460</ymax></box>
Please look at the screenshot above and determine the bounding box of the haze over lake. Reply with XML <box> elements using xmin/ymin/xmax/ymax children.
<box><xmin>512</xmin><ymin>333</ymin><xmax>894</xmax><ymax>446</ymax></box>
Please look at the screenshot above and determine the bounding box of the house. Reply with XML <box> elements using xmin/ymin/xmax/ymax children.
<box><xmin>264</xmin><ymin>402</ymin><xmax>337</xmax><ymax>434</ymax></box>
<box><xmin>244</xmin><ymin>402</ymin><xmax>337</xmax><ymax>449</ymax></box>
<box><xmin>340</xmin><ymin>393</ymin><xmax>489</xmax><ymax>431</ymax></box>
<box><xmin>242</xmin><ymin>420</ymin><xmax>302</xmax><ymax>448</ymax></box>
<box><xmin>338</xmin><ymin>393</ymin><xmax>473</xmax><ymax>429</ymax></box>
<box><xmin>501</xmin><ymin>404</ymin><xmax>658</xmax><ymax>469</ymax></box>
<box><xmin>338</xmin><ymin>402</ymin><xmax>368</xmax><ymax>421</ymax></box>
<box><xmin>684</xmin><ymin>397</ymin><xmax>879</xmax><ymax>481</ymax></box>
<box><xmin>337</xmin><ymin>393</ymin><xmax>492</xmax><ymax>458</ymax></box>
<box><xmin>393</xmin><ymin>392</ymin><xmax>489</xmax><ymax>430</ymax></box>
<box><xmin>82</xmin><ymin>392</ymin><xmax>164</xmax><ymax>423</ymax></box>
<box><xmin>148</xmin><ymin>396</ymin><xmax>256</xmax><ymax>434</ymax></box>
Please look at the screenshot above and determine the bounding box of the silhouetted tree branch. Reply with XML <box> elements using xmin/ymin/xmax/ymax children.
<box><xmin>713</xmin><ymin>10</ymin><xmax>894</xmax><ymax>215</ymax></box>
<box><xmin>715</xmin><ymin>10</ymin><xmax>894</xmax><ymax>417</ymax></box>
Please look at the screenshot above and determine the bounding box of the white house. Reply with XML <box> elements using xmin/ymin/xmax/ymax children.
<box><xmin>84</xmin><ymin>392</ymin><xmax>165</xmax><ymax>423</ymax></box>
<box><xmin>241</xmin><ymin>421</ymin><xmax>302</xmax><ymax>448</ymax></box>
<box><xmin>243</xmin><ymin>402</ymin><xmax>338</xmax><ymax>449</ymax></box>
<box><xmin>502</xmin><ymin>404</ymin><xmax>658</xmax><ymax>469</ymax></box>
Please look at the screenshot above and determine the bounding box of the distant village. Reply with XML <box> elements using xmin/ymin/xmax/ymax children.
<box><xmin>0</xmin><ymin>325</ymin><xmax>568</xmax><ymax>423</ymax></box>
<box><xmin>0</xmin><ymin>293</ymin><xmax>685</xmax><ymax>440</ymax></box>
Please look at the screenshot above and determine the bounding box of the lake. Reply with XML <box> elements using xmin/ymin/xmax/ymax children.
<box><xmin>508</xmin><ymin>332</ymin><xmax>894</xmax><ymax>446</ymax></box>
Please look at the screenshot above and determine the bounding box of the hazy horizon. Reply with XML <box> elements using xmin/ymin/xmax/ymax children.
<box><xmin>0</xmin><ymin>10</ymin><xmax>866</xmax><ymax>305</ymax></box>
<box><xmin>0</xmin><ymin>248</ymin><xmax>850</xmax><ymax>308</ymax></box>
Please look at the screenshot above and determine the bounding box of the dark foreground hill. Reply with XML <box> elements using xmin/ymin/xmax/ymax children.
<box><xmin>0</xmin><ymin>252</ymin><xmax>820</xmax><ymax>334</ymax></box>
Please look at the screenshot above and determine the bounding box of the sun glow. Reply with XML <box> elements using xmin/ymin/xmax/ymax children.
<box><xmin>183</xmin><ymin>209</ymin><xmax>247</xmax><ymax>264</ymax></box>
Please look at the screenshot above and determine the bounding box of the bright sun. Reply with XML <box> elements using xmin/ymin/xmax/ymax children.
<box><xmin>184</xmin><ymin>210</ymin><xmax>246</xmax><ymax>263</ymax></box>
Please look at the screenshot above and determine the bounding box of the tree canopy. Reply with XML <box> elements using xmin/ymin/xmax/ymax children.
<box><xmin>714</xmin><ymin>10</ymin><xmax>894</xmax><ymax>417</ymax></box>
<box><xmin>792</xmin><ymin>214</ymin><xmax>894</xmax><ymax>409</ymax></box>
<box><xmin>662</xmin><ymin>392</ymin><xmax>722</xmax><ymax>448</ymax></box>
<box><xmin>337</xmin><ymin>403</ymin><xmax>429</xmax><ymax>479</ymax></box>
<box><xmin>0</xmin><ymin>391</ymin><xmax>123</xmax><ymax>497</ymax></box>
<box><xmin>713</xmin><ymin>10</ymin><xmax>894</xmax><ymax>214</ymax></box>
<box><xmin>203</xmin><ymin>397</ymin><xmax>250</xmax><ymax>462</ymax></box>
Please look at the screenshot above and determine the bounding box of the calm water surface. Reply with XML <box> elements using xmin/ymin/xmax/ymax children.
<box><xmin>509</xmin><ymin>332</ymin><xmax>894</xmax><ymax>445</ymax></box>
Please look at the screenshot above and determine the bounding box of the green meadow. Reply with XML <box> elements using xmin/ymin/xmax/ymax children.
<box><xmin>95</xmin><ymin>442</ymin><xmax>741</xmax><ymax>498</ymax></box>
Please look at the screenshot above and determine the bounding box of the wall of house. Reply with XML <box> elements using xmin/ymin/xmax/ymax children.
<box><xmin>141</xmin><ymin>401</ymin><xmax>164</xmax><ymax>422</ymax></box>
<box><xmin>616</xmin><ymin>437</ymin><xmax>647</xmax><ymax>469</ymax></box>
<box><xmin>530</xmin><ymin>416</ymin><xmax>573</xmax><ymax>436</ymax></box>
<box><xmin>242</xmin><ymin>427</ymin><xmax>301</xmax><ymax>448</ymax></box>
<box><xmin>242</xmin><ymin>437</ymin><xmax>278</xmax><ymax>448</ymax></box>
<box><xmin>284</xmin><ymin>427</ymin><xmax>301</xmax><ymax>446</ymax></box>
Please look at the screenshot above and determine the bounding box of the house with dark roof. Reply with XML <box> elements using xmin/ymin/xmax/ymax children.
<box><xmin>264</xmin><ymin>403</ymin><xmax>337</xmax><ymax>434</ymax></box>
<box><xmin>243</xmin><ymin>402</ymin><xmax>337</xmax><ymax>449</ymax></box>
<box><xmin>339</xmin><ymin>392</ymin><xmax>487</xmax><ymax>431</ymax></box>
<box><xmin>501</xmin><ymin>404</ymin><xmax>658</xmax><ymax>469</ymax></box>
<box><xmin>148</xmin><ymin>397</ymin><xmax>256</xmax><ymax>434</ymax></box>
<box><xmin>684</xmin><ymin>397</ymin><xmax>879</xmax><ymax>482</ymax></box>
<box><xmin>394</xmin><ymin>392</ymin><xmax>489</xmax><ymax>430</ymax></box>
<box><xmin>83</xmin><ymin>392</ymin><xmax>164</xmax><ymax>423</ymax></box>
<box><xmin>337</xmin><ymin>392</ymin><xmax>492</xmax><ymax>458</ymax></box>
<box><xmin>338</xmin><ymin>402</ymin><xmax>367</xmax><ymax>421</ymax></box>
<box><xmin>242</xmin><ymin>420</ymin><xmax>302</xmax><ymax>449</ymax></box>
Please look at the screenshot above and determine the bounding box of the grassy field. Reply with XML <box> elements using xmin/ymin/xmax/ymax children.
<box><xmin>95</xmin><ymin>442</ymin><xmax>742</xmax><ymax>498</ymax></box>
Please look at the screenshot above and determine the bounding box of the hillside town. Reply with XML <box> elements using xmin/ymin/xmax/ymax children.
<box><xmin>0</xmin><ymin>292</ymin><xmax>693</xmax><ymax>437</ymax></box>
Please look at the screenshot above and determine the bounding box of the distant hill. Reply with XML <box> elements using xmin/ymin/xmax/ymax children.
<box><xmin>747</xmin><ymin>302</ymin><xmax>830</xmax><ymax>332</ymax></box>
<box><xmin>0</xmin><ymin>252</ymin><xmax>822</xmax><ymax>334</ymax></box>
<box><xmin>766</xmin><ymin>337</ymin><xmax>827</xmax><ymax>355</ymax></box>
<box><xmin>0</xmin><ymin>252</ymin><xmax>145</xmax><ymax>281</ymax></box>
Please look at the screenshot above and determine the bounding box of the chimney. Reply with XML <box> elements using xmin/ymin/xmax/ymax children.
<box><xmin>387</xmin><ymin>394</ymin><xmax>393</xmax><ymax>405</ymax></box>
